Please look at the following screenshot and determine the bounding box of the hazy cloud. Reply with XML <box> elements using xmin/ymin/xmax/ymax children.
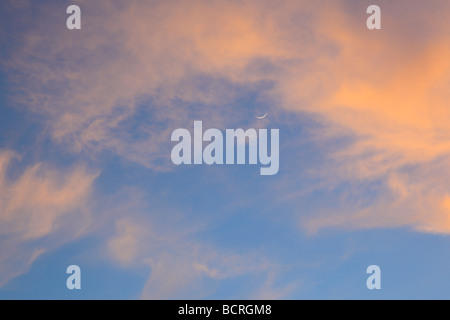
<box><xmin>0</xmin><ymin>150</ymin><xmax>97</xmax><ymax>285</ymax></box>
<box><xmin>108</xmin><ymin>216</ymin><xmax>276</xmax><ymax>299</ymax></box>
<box><xmin>5</xmin><ymin>0</ymin><xmax>450</xmax><ymax>237</ymax></box>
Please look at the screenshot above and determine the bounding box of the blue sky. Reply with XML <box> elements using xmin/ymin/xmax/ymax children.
<box><xmin>1</xmin><ymin>0</ymin><xmax>450</xmax><ymax>299</ymax></box>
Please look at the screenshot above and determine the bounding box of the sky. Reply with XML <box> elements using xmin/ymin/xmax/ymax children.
<box><xmin>0</xmin><ymin>0</ymin><xmax>450</xmax><ymax>300</ymax></box>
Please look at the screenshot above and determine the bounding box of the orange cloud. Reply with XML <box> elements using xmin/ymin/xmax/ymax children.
<box><xmin>7</xmin><ymin>0</ymin><xmax>450</xmax><ymax>234</ymax></box>
<box><xmin>303</xmin><ymin>165</ymin><xmax>450</xmax><ymax>234</ymax></box>
<box><xmin>285</xmin><ymin>2</ymin><xmax>450</xmax><ymax>233</ymax></box>
<box><xmin>8</xmin><ymin>0</ymin><xmax>292</xmax><ymax>170</ymax></box>
<box><xmin>0</xmin><ymin>150</ymin><xmax>98</xmax><ymax>285</ymax></box>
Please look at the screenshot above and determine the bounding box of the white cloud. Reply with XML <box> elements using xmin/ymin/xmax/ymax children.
<box><xmin>108</xmin><ymin>217</ymin><xmax>276</xmax><ymax>299</ymax></box>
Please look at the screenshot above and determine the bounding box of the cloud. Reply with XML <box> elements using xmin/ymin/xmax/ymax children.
<box><xmin>5</xmin><ymin>0</ymin><xmax>450</xmax><ymax>236</ymax></box>
<box><xmin>108</xmin><ymin>217</ymin><xmax>275</xmax><ymax>299</ymax></box>
<box><xmin>276</xmin><ymin>1</ymin><xmax>450</xmax><ymax>234</ymax></box>
<box><xmin>0</xmin><ymin>150</ymin><xmax>98</xmax><ymax>286</ymax></box>
<box><xmin>303</xmin><ymin>158</ymin><xmax>450</xmax><ymax>234</ymax></box>
<box><xmin>5</xmin><ymin>0</ymin><xmax>293</xmax><ymax>170</ymax></box>
<box><xmin>250</xmin><ymin>272</ymin><xmax>299</xmax><ymax>300</ymax></box>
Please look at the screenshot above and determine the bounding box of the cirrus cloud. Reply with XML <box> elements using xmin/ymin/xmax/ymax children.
<box><xmin>4</xmin><ymin>0</ymin><xmax>450</xmax><ymax>238</ymax></box>
<box><xmin>0</xmin><ymin>150</ymin><xmax>98</xmax><ymax>286</ymax></box>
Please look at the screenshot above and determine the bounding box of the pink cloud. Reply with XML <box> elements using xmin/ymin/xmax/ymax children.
<box><xmin>0</xmin><ymin>150</ymin><xmax>98</xmax><ymax>285</ymax></box>
<box><xmin>6</xmin><ymin>0</ymin><xmax>450</xmax><ymax>235</ymax></box>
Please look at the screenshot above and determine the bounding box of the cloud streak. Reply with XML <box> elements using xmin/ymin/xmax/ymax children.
<box><xmin>108</xmin><ymin>216</ymin><xmax>277</xmax><ymax>299</ymax></box>
<box><xmin>0</xmin><ymin>150</ymin><xmax>97</xmax><ymax>286</ymax></box>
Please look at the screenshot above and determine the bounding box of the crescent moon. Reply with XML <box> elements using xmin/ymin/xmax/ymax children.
<box><xmin>256</xmin><ymin>113</ymin><xmax>268</xmax><ymax>119</ymax></box>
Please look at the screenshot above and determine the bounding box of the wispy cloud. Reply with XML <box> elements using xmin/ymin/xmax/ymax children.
<box><xmin>4</xmin><ymin>0</ymin><xmax>450</xmax><ymax>266</ymax></box>
<box><xmin>279</xmin><ymin>1</ymin><xmax>450</xmax><ymax>234</ymax></box>
<box><xmin>108</xmin><ymin>216</ymin><xmax>277</xmax><ymax>299</ymax></box>
<box><xmin>250</xmin><ymin>271</ymin><xmax>299</xmax><ymax>300</ymax></box>
<box><xmin>0</xmin><ymin>150</ymin><xmax>97</xmax><ymax>286</ymax></box>
<box><xmin>6</xmin><ymin>0</ymin><xmax>293</xmax><ymax>169</ymax></box>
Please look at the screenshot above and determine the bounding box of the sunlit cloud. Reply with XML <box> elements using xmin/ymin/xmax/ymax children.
<box><xmin>250</xmin><ymin>272</ymin><xmax>299</xmax><ymax>300</ymax></box>
<box><xmin>0</xmin><ymin>150</ymin><xmax>98</xmax><ymax>285</ymax></box>
<box><xmin>280</xmin><ymin>1</ymin><xmax>450</xmax><ymax>233</ymax></box>
<box><xmin>3</xmin><ymin>1</ymin><xmax>450</xmax><ymax>298</ymax></box>
<box><xmin>7</xmin><ymin>0</ymin><xmax>293</xmax><ymax>170</ymax></box>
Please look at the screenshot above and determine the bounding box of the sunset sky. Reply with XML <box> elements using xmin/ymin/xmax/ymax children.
<box><xmin>1</xmin><ymin>0</ymin><xmax>450</xmax><ymax>299</ymax></box>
